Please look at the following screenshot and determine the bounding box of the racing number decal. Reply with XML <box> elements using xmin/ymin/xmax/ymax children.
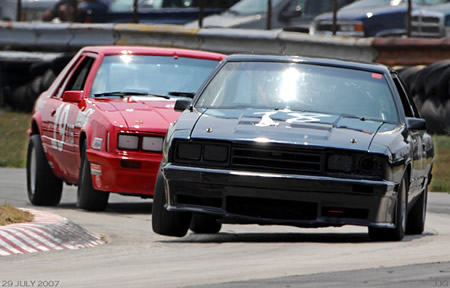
<box><xmin>52</xmin><ymin>103</ymin><xmax>70</xmax><ymax>152</ymax></box>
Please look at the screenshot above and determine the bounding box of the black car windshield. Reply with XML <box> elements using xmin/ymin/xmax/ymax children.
<box><xmin>90</xmin><ymin>55</ymin><xmax>218</xmax><ymax>98</ymax></box>
<box><xmin>196</xmin><ymin>61</ymin><xmax>399</xmax><ymax>123</ymax></box>
<box><xmin>341</xmin><ymin>0</ymin><xmax>447</xmax><ymax>10</ymax></box>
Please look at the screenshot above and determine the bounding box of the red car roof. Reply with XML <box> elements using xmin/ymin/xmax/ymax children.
<box><xmin>81</xmin><ymin>46</ymin><xmax>226</xmax><ymax>61</ymax></box>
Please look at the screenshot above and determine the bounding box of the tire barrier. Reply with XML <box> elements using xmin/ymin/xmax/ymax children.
<box><xmin>398</xmin><ymin>61</ymin><xmax>450</xmax><ymax>135</ymax></box>
<box><xmin>0</xmin><ymin>53</ymin><xmax>73</xmax><ymax>112</ymax></box>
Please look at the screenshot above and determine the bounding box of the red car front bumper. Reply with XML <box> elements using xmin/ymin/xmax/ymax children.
<box><xmin>87</xmin><ymin>149</ymin><xmax>162</xmax><ymax>197</ymax></box>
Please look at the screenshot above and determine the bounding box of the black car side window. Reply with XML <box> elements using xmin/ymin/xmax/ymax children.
<box><xmin>393</xmin><ymin>75</ymin><xmax>416</xmax><ymax>118</ymax></box>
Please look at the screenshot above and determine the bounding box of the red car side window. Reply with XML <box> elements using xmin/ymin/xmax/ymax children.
<box><xmin>55</xmin><ymin>56</ymin><xmax>95</xmax><ymax>99</ymax></box>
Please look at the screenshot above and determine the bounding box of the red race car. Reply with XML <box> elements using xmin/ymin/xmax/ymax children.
<box><xmin>26</xmin><ymin>46</ymin><xmax>225</xmax><ymax>211</ymax></box>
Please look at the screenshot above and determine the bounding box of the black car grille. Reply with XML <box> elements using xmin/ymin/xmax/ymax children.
<box><xmin>231</xmin><ymin>145</ymin><xmax>323</xmax><ymax>175</ymax></box>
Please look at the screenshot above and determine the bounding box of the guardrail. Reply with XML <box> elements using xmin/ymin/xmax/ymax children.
<box><xmin>2</xmin><ymin>21</ymin><xmax>449</xmax><ymax>65</ymax></box>
<box><xmin>0</xmin><ymin>22</ymin><xmax>380</xmax><ymax>63</ymax></box>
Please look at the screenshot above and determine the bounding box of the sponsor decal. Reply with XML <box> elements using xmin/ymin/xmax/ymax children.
<box><xmin>92</xmin><ymin>137</ymin><xmax>103</xmax><ymax>150</ymax></box>
<box><xmin>51</xmin><ymin>103</ymin><xmax>70</xmax><ymax>152</ymax></box>
<box><xmin>90</xmin><ymin>163</ymin><xmax>102</xmax><ymax>176</ymax></box>
<box><xmin>75</xmin><ymin>108</ymin><xmax>95</xmax><ymax>129</ymax></box>
<box><xmin>95</xmin><ymin>175</ymin><xmax>102</xmax><ymax>188</ymax></box>
<box><xmin>253</xmin><ymin>111</ymin><xmax>332</xmax><ymax>127</ymax></box>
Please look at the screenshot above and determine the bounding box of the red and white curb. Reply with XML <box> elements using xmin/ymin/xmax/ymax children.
<box><xmin>0</xmin><ymin>209</ymin><xmax>104</xmax><ymax>256</ymax></box>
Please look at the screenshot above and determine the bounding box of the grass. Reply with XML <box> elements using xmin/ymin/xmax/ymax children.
<box><xmin>0</xmin><ymin>203</ymin><xmax>34</xmax><ymax>226</ymax></box>
<box><xmin>0</xmin><ymin>110</ymin><xmax>30</xmax><ymax>167</ymax></box>
<box><xmin>430</xmin><ymin>135</ymin><xmax>450</xmax><ymax>192</ymax></box>
<box><xmin>0</xmin><ymin>109</ymin><xmax>449</xmax><ymax>191</ymax></box>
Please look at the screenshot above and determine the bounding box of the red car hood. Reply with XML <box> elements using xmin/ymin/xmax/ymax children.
<box><xmin>95</xmin><ymin>97</ymin><xmax>181</xmax><ymax>133</ymax></box>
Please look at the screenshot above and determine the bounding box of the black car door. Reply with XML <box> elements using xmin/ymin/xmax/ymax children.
<box><xmin>392</xmin><ymin>74</ymin><xmax>427</xmax><ymax>200</ymax></box>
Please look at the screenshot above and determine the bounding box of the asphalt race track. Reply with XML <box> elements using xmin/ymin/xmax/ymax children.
<box><xmin>1</xmin><ymin>167</ymin><xmax>450</xmax><ymax>288</ymax></box>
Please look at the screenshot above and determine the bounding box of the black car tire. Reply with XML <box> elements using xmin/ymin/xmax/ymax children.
<box><xmin>369</xmin><ymin>176</ymin><xmax>408</xmax><ymax>241</ymax></box>
<box><xmin>26</xmin><ymin>134</ymin><xmax>63</xmax><ymax>206</ymax></box>
<box><xmin>77</xmin><ymin>140</ymin><xmax>109</xmax><ymax>211</ymax></box>
<box><xmin>152</xmin><ymin>173</ymin><xmax>191</xmax><ymax>237</ymax></box>
<box><xmin>190</xmin><ymin>213</ymin><xmax>222</xmax><ymax>234</ymax></box>
<box><xmin>406</xmin><ymin>187</ymin><xmax>428</xmax><ymax>235</ymax></box>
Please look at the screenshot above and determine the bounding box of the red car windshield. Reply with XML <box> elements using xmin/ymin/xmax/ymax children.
<box><xmin>90</xmin><ymin>55</ymin><xmax>219</xmax><ymax>98</ymax></box>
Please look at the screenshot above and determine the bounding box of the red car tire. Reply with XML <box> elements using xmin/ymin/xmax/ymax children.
<box><xmin>26</xmin><ymin>134</ymin><xmax>63</xmax><ymax>206</ymax></box>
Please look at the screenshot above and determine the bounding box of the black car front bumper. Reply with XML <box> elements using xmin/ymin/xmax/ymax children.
<box><xmin>163</xmin><ymin>164</ymin><xmax>398</xmax><ymax>228</ymax></box>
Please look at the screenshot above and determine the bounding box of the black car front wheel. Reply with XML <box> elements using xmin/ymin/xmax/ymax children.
<box><xmin>406</xmin><ymin>186</ymin><xmax>428</xmax><ymax>235</ymax></box>
<box><xmin>77</xmin><ymin>140</ymin><xmax>109</xmax><ymax>211</ymax></box>
<box><xmin>152</xmin><ymin>172</ymin><xmax>191</xmax><ymax>237</ymax></box>
<box><xmin>26</xmin><ymin>134</ymin><xmax>63</xmax><ymax>206</ymax></box>
<box><xmin>190</xmin><ymin>213</ymin><xmax>222</xmax><ymax>234</ymax></box>
<box><xmin>369</xmin><ymin>176</ymin><xmax>408</xmax><ymax>241</ymax></box>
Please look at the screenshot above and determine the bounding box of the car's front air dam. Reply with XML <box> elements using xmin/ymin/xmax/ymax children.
<box><xmin>163</xmin><ymin>164</ymin><xmax>397</xmax><ymax>228</ymax></box>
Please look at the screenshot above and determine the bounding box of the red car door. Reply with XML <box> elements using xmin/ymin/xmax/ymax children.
<box><xmin>42</xmin><ymin>53</ymin><xmax>97</xmax><ymax>183</ymax></box>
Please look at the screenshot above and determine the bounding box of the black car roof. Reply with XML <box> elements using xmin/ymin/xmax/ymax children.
<box><xmin>223</xmin><ymin>54</ymin><xmax>391</xmax><ymax>74</ymax></box>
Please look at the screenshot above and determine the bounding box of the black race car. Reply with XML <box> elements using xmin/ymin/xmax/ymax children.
<box><xmin>152</xmin><ymin>55</ymin><xmax>434</xmax><ymax>241</ymax></box>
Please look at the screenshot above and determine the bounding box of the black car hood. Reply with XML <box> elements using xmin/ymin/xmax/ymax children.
<box><xmin>190</xmin><ymin>109</ymin><xmax>388</xmax><ymax>151</ymax></box>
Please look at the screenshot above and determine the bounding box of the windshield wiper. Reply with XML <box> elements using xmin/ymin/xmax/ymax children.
<box><xmin>168</xmin><ymin>92</ymin><xmax>196</xmax><ymax>98</ymax></box>
<box><xmin>94</xmin><ymin>91</ymin><xmax>149</xmax><ymax>97</ymax></box>
<box><xmin>94</xmin><ymin>91</ymin><xmax>170</xmax><ymax>99</ymax></box>
<box><xmin>341</xmin><ymin>114</ymin><xmax>367</xmax><ymax>121</ymax></box>
<box><xmin>340</xmin><ymin>114</ymin><xmax>387</xmax><ymax>123</ymax></box>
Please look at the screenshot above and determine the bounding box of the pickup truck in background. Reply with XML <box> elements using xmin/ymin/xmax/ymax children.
<box><xmin>310</xmin><ymin>0</ymin><xmax>449</xmax><ymax>37</ymax></box>
<box><xmin>185</xmin><ymin>0</ymin><xmax>356</xmax><ymax>32</ymax></box>
<box><xmin>80</xmin><ymin>0</ymin><xmax>239</xmax><ymax>24</ymax></box>
<box><xmin>411</xmin><ymin>2</ymin><xmax>450</xmax><ymax>37</ymax></box>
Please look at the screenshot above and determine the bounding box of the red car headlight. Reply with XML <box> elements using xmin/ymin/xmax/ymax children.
<box><xmin>142</xmin><ymin>136</ymin><xmax>163</xmax><ymax>152</ymax></box>
<box><xmin>118</xmin><ymin>134</ymin><xmax>139</xmax><ymax>150</ymax></box>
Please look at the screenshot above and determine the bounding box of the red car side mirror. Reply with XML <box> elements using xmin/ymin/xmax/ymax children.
<box><xmin>63</xmin><ymin>91</ymin><xmax>84</xmax><ymax>103</ymax></box>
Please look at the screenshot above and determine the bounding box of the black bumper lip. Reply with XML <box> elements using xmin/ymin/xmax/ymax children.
<box><xmin>163</xmin><ymin>164</ymin><xmax>397</xmax><ymax>228</ymax></box>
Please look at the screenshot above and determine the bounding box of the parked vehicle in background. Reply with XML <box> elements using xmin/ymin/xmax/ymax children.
<box><xmin>26</xmin><ymin>46</ymin><xmax>225</xmax><ymax>211</ymax></box>
<box><xmin>310</xmin><ymin>0</ymin><xmax>449</xmax><ymax>37</ymax></box>
<box><xmin>152</xmin><ymin>54</ymin><xmax>434</xmax><ymax>241</ymax></box>
<box><xmin>0</xmin><ymin>0</ymin><xmax>58</xmax><ymax>21</ymax></box>
<box><xmin>411</xmin><ymin>2</ymin><xmax>450</xmax><ymax>37</ymax></box>
<box><xmin>185</xmin><ymin>0</ymin><xmax>356</xmax><ymax>32</ymax></box>
<box><xmin>79</xmin><ymin>0</ymin><xmax>239</xmax><ymax>23</ymax></box>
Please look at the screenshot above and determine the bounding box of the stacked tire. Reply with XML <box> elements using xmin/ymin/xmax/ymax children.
<box><xmin>0</xmin><ymin>54</ymin><xmax>72</xmax><ymax>112</ymax></box>
<box><xmin>398</xmin><ymin>60</ymin><xmax>450</xmax><ymax>135</ymax></box>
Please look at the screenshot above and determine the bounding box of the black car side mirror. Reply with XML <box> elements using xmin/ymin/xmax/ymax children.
<box><xmin>174</xmin><ymin>99</ymin><xmax>192</xmax><ymax>112</ymax></box>
<box><xmin>406</xmin><ymin>117</ymin><xmax>427</xmax><ymax>130</ymax></box>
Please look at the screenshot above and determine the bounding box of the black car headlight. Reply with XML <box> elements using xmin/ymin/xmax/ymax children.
<box><xmin>174</xmin><ymin>141</ymin><xmax>229</xmax><ymax>165</ymax></box>
<box><xmin>357</xmin><ymin>155</ymin><xmax>386</xmax><ymax>179</ymax></box>
<box><xmin>359</xmin><ymin>156</ymin><xmax>376</xmax><ymax>172</ymax></box>
<box><xmin>327</xmin><ymin>152</ymin><xmax>387</xmax><ymax>180</ymax></box>
<box><xmin>176</xmin><ymin>142</ymin><xmax>202</xmax><ymax>160</ymax></box>
<box><xmin>327</xmin><ymin>154</ymin><xmax>353</xmax><ymax>172</ymax></box>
